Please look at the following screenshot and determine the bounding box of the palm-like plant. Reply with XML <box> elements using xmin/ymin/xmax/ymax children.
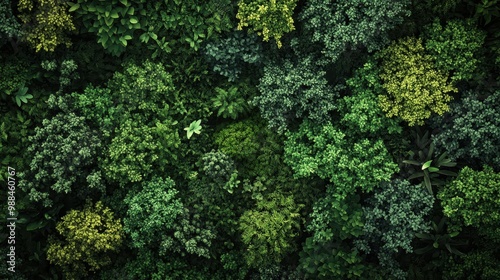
<box><xmin>403</xmin><ymin>130</ymin><xmax>457</xmax><ymax>195</ymax></box>
<box><xmin>414</xmin><ymin>217</ymin><xmax>467</xmax><ymax>257</ymax></box>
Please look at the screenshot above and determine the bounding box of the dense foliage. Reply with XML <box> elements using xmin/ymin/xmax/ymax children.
<box><xmin>2</xmin><ymin>0</ymin><xmax>500</xmax><ymax>278</ymax></box>
<box><xmin>376</xmin><ymin>37</ymin><xmax>457</xmax><ymax>126</ymax></box>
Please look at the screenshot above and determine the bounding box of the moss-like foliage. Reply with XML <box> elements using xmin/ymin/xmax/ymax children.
<box><xmin>299</xmin><ymin>0</ymin><xmax>411</xmax><ymax>62</ymax></box>
<box><xmin>376</xmin><ymin>37</ymin><xmax>457</xmax><ymax>126</ymax></box>
<box><xmin>239</xmin><ymin>191</ymin><xmax>302</xmax><ymax>267</ymax></box>
<box><xmin>438</xmin><ymin>166</ymin><xmax>500</xmax><ymax>241</ymax></box>
<box><xmin>431</xmin><ymin>90</ymin><xmax>500</xmax><ymax>169</ymax></box>
<box><xmin>46</xmin><ymin>201</ymin><xmax>124</xmax><ymax>280</ymax></box>
<box><xmin>423</xmin><ymin>19</ymin><xmax>486</xmax><ymax>82</ymax></box>
<box><xmin>236</xmin><ymin>0</ymin><xmax>297</xmax><ymax>48</ymax></box>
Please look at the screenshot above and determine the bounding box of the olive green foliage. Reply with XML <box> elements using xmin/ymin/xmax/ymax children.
<box><xmin>0</xmin><ymin>0</ymin><xmax>21</xmax><ymax>41</ymax></box>
<box><xmin>431</xmin><ymin>90</ymin><xmax>500</xmax><ymax>168</ymax></box>
<box><xmin>46</xmin><ymin>201</ymin><xmax>124</xmax><ymax>280</ymax></box>
<box><xmin>438</xmin><ymin>166</ymin><xmax>500</xmax><ymax>241</ymax></box>
<box><xmin>215</xmin><ymin>119</ymin><xmax>261</xmax><ymax>161</ymax></box>
<box><xmin>124</xmin><ymin>177</ymin><xmax>215</xmax><ymax>258</ymax></box>
<box><xmin>284</xmin><ymin>119</ymin><xmax>398</xmax><ymax>197</ymax></box>
<box><xmin>239</xmin><ymin>192</ymin><xmax>302</xmax><ymax>267</ymax></box>
<box><xmin>17</xmin><ymin>0</ymin><xmax>76</xmax><ymax>52</ymax></box>
<box><xmin>355</xmin><ymin>179</ymin><xmax>434</xmax><ymax>279</ymax></box>
<box><xmin>376</xmin><ymin>37</ymin><xmax>457</xmax><ymax>126</ymax></box>
<box><xmin>339</xmin><ymin>59</ymin><xmax>402</xmax><ymax>135</ymax></box>
<box><xmin>299</xmin><ymin>0</ymin><xmax>411</xmax><ymax>62</ymax></box>
<box><xmin>423</xmin><ymin>19</ymin><xmax>486</xmax><ymax>82</ymax></box>
<box><xmin>19</xmin><ymin>112</ymin><xmax>102</xmax><ymax>208</ymax></box>
<box><xmin>299</xmin><ymin>238</ymin><xmax>379</xmax><ymax>279</ymax></box>
<box><xmin>204</xmin><ymin>30</ymin><xmax>263</xmax><ymax>81</ymax></box>
<box><xmin>212</xmin><ymin>85</ymin><xmax>250</xmax><ymax>119</ymax></box>
<box><xmin>308</xmin><ymin>189</ymin><xmax>364</xmax><ymax>242</ymax></box>
<box><xmin>443</xmin><ymin>250</ymin><xmax>500</xmax><ymax>280</ymax></box>
<box><xmin>252</xmin><ymin>56</ymin><xmax>338</xmax><ymax>134</ymax></box>
<box><xmin>236</xmin><ymin>0</ymin><xmax>297</xmax><ymax>48</ymax></box>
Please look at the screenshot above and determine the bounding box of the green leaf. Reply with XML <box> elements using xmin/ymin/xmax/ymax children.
<box><xmin>422</xmin><ymin>160</ymin><xmax>433</xmax><ymax>170</ymax></box>
<box><xmin>428</xmin><ymin>167</ymin><xmax>439</xmax><ymax>172</ymax></box>
<box><xmin>68</xmin><ymin>3</ymin><xmax>80</xmax><ymax>12</ymax></box>
<box><xmin>184</xmin><ymin>120</ymin><xmax>202</xmax><ymax>139</ymax></box>
<box><xmin>119</xmin><ymin>0</ymin><xmax>128</xmax><ymax>5</ymax></box>
<box><xmin>123</xmin><ymin>35</ymin><xmax>132</xmax><ymax>40</ymax></box>
<box><xmin>408</xmin><ymin>171</ymin><xmax>424</xmax><ymax>180</ymax></box>
<box><xmin>130</xmin><ymin>17</ymin><xmax>138</xmax><ymax>24</ymax></box>
<box><xmin>403</xmin><ymin>159</ymin><xmax>420</xmax><ymax>166</ymax></box>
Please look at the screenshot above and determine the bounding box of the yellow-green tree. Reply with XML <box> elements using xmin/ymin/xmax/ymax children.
<box><xmin>46</xmin><ymin>201</ymin><xmax>124</xmax><ymax>280</ymax></box>
<box><xmin>376</xmin><ymin>37</ymin><xmax>457</xmax><ymax>126</ymax></box>
<box><xmin>236</xmin><ymin>0</ymin><xmax>297</xmax><ymax>48</ymax></box>
<box><xmin>17</xmin><ymin>0</ymin><xmax>75</xmax><ymax>52</ymax></box>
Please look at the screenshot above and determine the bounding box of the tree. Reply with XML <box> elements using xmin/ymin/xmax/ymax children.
<box><xmin>423</xmin><ymin>19</ymin><xmax>486</xmax><ymax>82</ymax></box>
<box><xmin>355</xmin><ymin>179</ymin><xmax>434</xmax><ymax>279</ymax></box>
<box><xmin>307</xmin><ymin>189</ymin><xmax>364</xmax><ymax>243</ymax></box>
<box><xmin>299</xmin><ymin>0</ymin><xmax>411</xmax><ymax>62</ymax></box>
<box><xmin>299</xmin><ymin>238</ymin><xmax>381</xmax><ymax>279</ymax></box>
<box><xmin>18</xmin><ymin>112</ymin><xmax>102</xmax><ymax>208</ymax></box>
<box><xmin>376</xmin><ymin>37</ymin><xmax>457</xmax><ymax>126</ymax></box>
<box><xmin>103</xmin><ymin>118</ymin><xmax>178</xmax><ymax>186</ymax></box>
<box><xmin>284</xmin><ymin>119</ymin><xmax>398</xmax><ymax>197</ymax></box>
<box><xmin>69</xmin><ymin>0</ymin><xmax>233</xmax><ymax>56</ymax></box>
<box><xmin>123</xmin><ymin>177</ymin><xmax>215</xmax><ymax>258</ymax></box>
<box><xmin>252</xmin><ymin>56</ymin><xmax>339</xmax><ymax>134</ymax></box>
<box><xmin>236</xmin><ymin>0</ymin><xmax>298</xmax><ymax>48</ymax></box>
<box><xmin>17</xmin><ymin>0</ymin><xmax>75</xmax><ymax>52</ymax></box>
<box><xmin>0</xmin><ymin>0</ymin><xmax>21</xmax><ymax>46</ymax></box>
<box><xmin>203</xmin><ymin>30</ymin><xmax>263</xmax><ymax>81</ymax></box>
<box><xmin>431</xmin><ymin>90</ymin><xmax>500</xmax><ymax>169</ymax></box>
<box><xmin>46</xmin><ymin>201</ymin><xmax>124</xmax><ymax>280</ymax></box>
<box><xmin>438</xmin><ymin>166</ymin><xmax>500</xmax><ymax>242</ymax></box>
<box><xmin>339</xmin><ymin>59</ymin><xmax>402</xmax><ymax>135</ymax></box>
<box><xmin>239</xmin><ymin>191</ymin><xmax>302</xmax><ymax>267</ymax></box>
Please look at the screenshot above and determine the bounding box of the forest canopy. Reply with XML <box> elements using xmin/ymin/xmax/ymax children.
<box><xmin>1</xmin><ymin>0</ymin><xmax>500</xmax><ymax>279</ymax></box>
